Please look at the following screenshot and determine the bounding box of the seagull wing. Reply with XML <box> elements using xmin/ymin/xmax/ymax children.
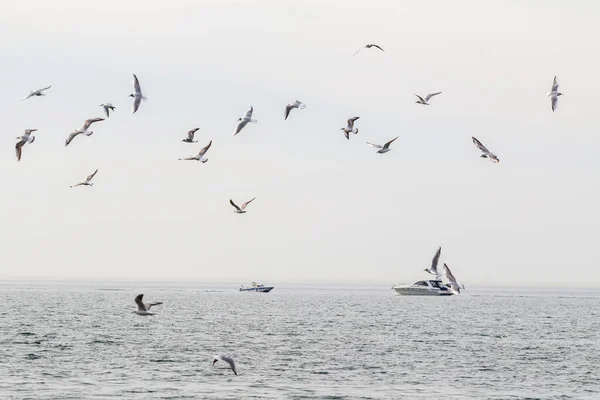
<box><xmin>230</xmin><ymin>199</ymin><xmax>242</xmax><ymax>212</ymax></box>
<box><xmin>551</xmin><ymin>76</ymin><xmax>559</xmax><ymax>93</ymax></box>
<box><xmin>472</xmin><ymin>137</ymin><xmax>489</xmax><ymax>153</ymax></box>
<box><xmin>382</xmin><ymin>136</ymin><xmax>399</xmax><ymax>149</ymax></box>
<box><xmin>65</xmin><ymin>131</ymin><xmax>81</xmax><ymax>147</ymax></box>
<box><xmin>414</xmin><ymin>94</ymin><xmax>426</xmax><ymax>103</ymax></box>
<box><xmin>133</xmin><ymin>74</ymin><xmax>142</xmax><ymax>95</ymax></box>
<box><xmin>551</xmin><ymin>95</ymin><xmax>558</xmax><ymax>112</ymax></box>
<box><xmin>86</xmin><ymin>169</ymin><xmax>98</xmax><ymax>183</ymax></box>
<box><xmin>284</xmin><ymin>105</ymin><xmax>293</xmax><ymax>120</ymax></box>
<box><xmin>245</xmin><ymin>107</ymin><xmax>253</xmax><ymax>118</ymax></box>
<box><xmin>188</xmin><ymin>128</ymin><xmax>199</xmax><ymax>140</ymax></box>
<box><xmin>366</xmin><ymin>142</ymin><xmax>383</xmax><ymax>149</ymax></box>
<box><xmin>424</xmin><ymin>92</ymin><xmax>442</xmax><ymax>102</ymax></box>
<box><xmin>15</xmin><ymin>140</ymin><xmax>26</xmax><ymax>161</ymax></box>
<box><xmin>102</xmin><ymin>105</ymin><xmax>110</xmax><ymax>118</ymax></box>
<box><xmin>82</xmin><ymin>118</ymin><xmax>104</xmax><ymax>130</ymax></box>
<box><xmin>233</xmin><ymin>120</ymin><xmax>248</xmax><ymax>136</ymax></box>
<box><xmin>370</xmin><ymin>44</ymin><xmax>385</xmax><ymax>52</ymax></box>
<box><xmin>220</xmin><ymin>355</ymin><xmax>238</xmax><ymax>375</ymax></box>
<box><xmin>241</xmin><ymin>197</ymin><xmax>256</xmax><ymax>210</ymax></box>
<box><xmin>134</xmin><ymin>294</ymin><xmax>146</xmax><ymax>312</ymax></box>
<box><xmin>132</xmin><ymin>96</ymin><xmax>141</xmax><ymax>114</ymax></box>
<box><xmin>197</xmin><ymin>140</ymin><xmax>212</xmax><ymax>157</ymax></box>
<box><xmin>145</xmin><ymin>301</ymin><xmax>163</xmax><ymax>310</ymax></box>
<box><xmin>431</xmin><ymin>246</ymin><xmax>441</xmax><ymax>272</ymax></box>
<box><xmin>347</xmin><ymin>117</ymin><xmax>359</xmax><ymax>128</ymax></box>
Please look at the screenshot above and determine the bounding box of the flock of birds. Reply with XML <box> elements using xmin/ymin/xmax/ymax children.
<box><xmin>14</xmin><ymin>43</ymin><xmax>566</xmax><ymax>376</ymax></box>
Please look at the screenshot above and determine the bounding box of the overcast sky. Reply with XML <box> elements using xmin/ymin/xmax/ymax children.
<box><xmin>0</xmin><ymin>0</ymin><xmax>598</xmax><ymax>286</ymax></box>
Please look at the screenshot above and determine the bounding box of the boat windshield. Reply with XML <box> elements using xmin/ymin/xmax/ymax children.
<box><xmin>414</xmin><ymin>281</ymin><xmax>429</xmax><ymax>287</ymax></box>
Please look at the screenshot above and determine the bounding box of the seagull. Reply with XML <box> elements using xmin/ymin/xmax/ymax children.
<box><xmin>70</xmin><ymin>169</ymin><xmax>98</xmax><ymax>188</ymax></box>
<box><xmin>213</xmin><ymin>355</ymin><xmax>237</xmax><ymax>375</ymax></box>
<box><xmin>15</xmin><ymin>129</ymin><xmax>37</xmax><ymax>161</ymax></box>
<box><xmin>65</xmin><ymin>118</ymin><xmax>104</xmax><ymax>146</ymax></box>
<box><xmin>353</xmin><ymin>44</ymin><xmax>385</xmax><ymax>56</ymax></box>
<box><xmin>443</xmin><ymin>263</ymin><xmax>465</xmax><ymax>294</ymax></box>
<box><xmin>414</xmin><ymin>92</ymin><xmax>442</xmax><ymax>105</ymax></box>
<box><xmin>366</xmin><ymin>136</ymin><xmax>398</xmax><ymax>154</ymax></box>
<box><xmin>133</xmin><ymin>294</ymin><xmax>163</xmax><ymax>316</ymax></box>
<box><xmin>130</xmin><ymin>74</ymin><xmax>146</xmax><ymax>114</ymax></box>
<box><xmin>472</xmin><ymin>137</ymin><xmax>499</xmax><ymax>163</ymax></box>
<box><xmin>424</xmin><ymin>246</ymin><xmax>442</xmax><ymax>280</ymax></box>
<box><xmin>179</xmin><ymin>140</ymin><xmax>212</xmax><ymax>163</ymax></box>
<box><xmin>230</xmin><ymin>198</ymin><xmax>256</xmax><ymax>214</ymax></box>
<box><xmin>284</xmin><ymin>100</ymin><xmax>306</xmax><ymax>120</ymax></box>
<box><xmin>182</xmin><ymin>128</ymin><xmax>199</xmax><ymax>143</ymax></box>
<box><xmin>547</xmin><ymin>76</ymin><xmax>563</xmax><ymax>112</ymax></box>
<box><xmin>22</xmin><ymin>86</ymin><xmax>51</xmax><ymax>100</ymax></box>
<box><xmin>341</xmin><ymin>117</ymin><xmax>359</xmax><ymax>140</ymax></box>
<box><xmin>233</xmin><ymin>107</ymin><xmax>257</xmax><ymax>136</ymax></box>
<box><xmin>100</xmin><ymin>103</ymin><xmax>116</xmax><ymax>118</ymax></box>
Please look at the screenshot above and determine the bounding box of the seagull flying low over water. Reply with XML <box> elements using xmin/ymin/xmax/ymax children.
<box><xmin>472</xmin><ymin>137</ymin><xmax>499</xmax><ymax>163</ymax></box>
<box><xmin>182</xmin><ymin>128</ymin><xmax>199</xmax><ymax>143</ymax></box>
<box><xmin>230</xmin><ymin>198</ymin><xmax>255</xmax><ymax>214</ymax></box>
<box><xmin>366</xmin><ymin>136</ymin><xmax>398</xmax><ymax>154</ymax></box>
<box><xmin>341</xmin><ymin>117</ymin><xmax>359</xmax><ymax>139</ymax></box>
<box><xmin>130</xmin><ymin>74</ymin><xmax>146</xmax><ymax>114</ymax></box>
<box><xmin>284</xmin><ymin>100</ymin><xmax>306</xmax><ymax>120</ymax></box>
<box><xmin>22</xmin><ymin>86</ymin><xmax>51</xmax><ymax>100</ymax></box>
<box><xmin>414</xmin><ymin>92</ymin><xmax>442</xmax><ymax>105</ymax></box>
<box><xmin>70</xmin><ymin>169</ymin><xmax>98</xmax><ymax>188</ymax></box>
<box><xmin>424</xmin><ymin>246</ymin><xmax>442</xmax><ymax>280</ymax></box>
<box><xmin>547</xmin><ymin>76</ymin><xmax>563</xmax><ymax>112</ymax></box>
<box><xmin>443</xmin><ymin>263</ymin><xmax>465</xmax><ymax>294</ymax></box>
<box><xmin>353</xmin><ymin>44</ymin><xmax>385</xmax><ymax>56</ymax></box>
<box><xmin>233</xmin><ymin>107</ymin><xmax>257</xmax><ymax>136</ymax></box>
<box><xmin>179</xmin><ymin>140</ymin><xmax>212</xmax><ymax>163</ymax></box>
<box><xmin>100</xmin><ymin>103</ymin><xmax>116</xmax><ymax>118</ymax></box>
<box><xmin>65</xmin><ymin>118</ymin><xmax>104</xmax><ymax>147</ymax></box>
<box><xmin>15</xmin><ymin>129</ymin><xmax>37</xmax><ymax>161</ymax></box>
<box><xmin>133</xmin><ymin>294</ymin><xmax>163</xmax><ymax>316</ymax></box>
<box><xmin>213</xmin><ymin>355</ymin><xmax>238</xmax><ymax>375</ymax></box>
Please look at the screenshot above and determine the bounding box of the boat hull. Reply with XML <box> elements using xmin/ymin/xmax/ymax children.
<box><xmin>239</xmin><ymin>287</ymin><xmax>274</xmax><ymax>293</ymax></box>
<box><xmin>393</xmin><ymin>287</ymin><xmax>453</xmax><ymax>296</ymax></box>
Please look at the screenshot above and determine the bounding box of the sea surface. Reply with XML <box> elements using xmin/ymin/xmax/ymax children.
<box><xmin>0</xmin><ymin>281</ymin><xmax>599</xmax><ymax>399</ymax></box>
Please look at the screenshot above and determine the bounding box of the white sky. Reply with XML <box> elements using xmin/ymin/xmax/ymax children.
<box><xmin>0</xmin><ymin>0</ymin><xmax>599</xmax><ymax>286</ymax></box>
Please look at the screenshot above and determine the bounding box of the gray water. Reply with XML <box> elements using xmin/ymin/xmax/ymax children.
<box><xmin>1</xmin><ymin>282</ymin><xmax>599</xmax><ymax>399</ymax></box>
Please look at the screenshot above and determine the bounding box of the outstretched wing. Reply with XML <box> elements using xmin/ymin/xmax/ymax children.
<box><xmin>133</xmin><ymin>74</ymin><xmax>142</xmax><ymax>95</ymax></box>
<box><xmin>245</xmin><ymin>106</ymin><xmax>253</xmax><ymax>118</ymax></box>
<box><xmin>188</xmin><ymin>128</ymin><xmax>199</xmax><ymax>140</ymax></box>
<box><xmin>383</xmin><ymin>136</ymin><xmax>399</xmax><ymax>149</ymax></box>
<box><xmin>551</xmin><ymin>76</ymin><xmax>559</xmax><ymax>93</ymax></box>
<box><xmin>347</xmin><ymin>117</ymin><xmax>359</xmax><ymax>128</ymax></box>
<box><xmin>82</xmin><ymin>118</ymin><xmax>104</xmax><ymax>130</ymax></box>
<box><xmin>369</xmin><ymin>44</ymin><xmax>385</xmax><ymax>52</ymax></box>
<box><xmin>15</xmin><ymin>141</ymin><xmax>26</xmax><ymax>161</ymax></box>
<box><xmin>431</xmin><ymin>246</ymin><xmax>442</xmax><ymax>272</ymax></box>
<box><xmin>230</xmin><ymin>199</ymin><xmax>242</xmax><ymax>212</ymax></box>
<box><xmin>366</xmin><ymin>142</ymin><xmax>383</xmax><ymax>149</ymax></box>
<box><xmin>284</xmin><ymin>105</ymin><xmax>293</xmax><ymax>120</ymax></box>
<box><xmin>241</xmin><ymin>197</ymin><xmax>256</xmax><ymax>210</ymax></box>
<box><xmin>472</xmin><ymin>137</ymin><xmax>489</xmax><ymax>153</ymax></box>
<box><xmin>424</xmin><ymin>92</ymin><xmax>442</xmax><ymax>102</ymax></box>
<box><xmin>145</xmin><ymin>301</ymin><xmax>163</xmax><ymax>310</ymax></box>
<box><xmin>551</xmin><ymin>95</ymin><xmax>558</xmax><ymax>112</ymax></box>
<box><xmin>86</xmin><ymin>169</ymin><xmax>98</xmax><ymax>183</ymax></box>
<box><xmin>414</xmin><ymin>94</ymin><xmax>426</xmax><ymax>103</ymax></box>
<box><xmin>134</xmin><ymin>294</ymin><xmax>146</xmax><ymax>311</ymax></box>
<box><xmin>197</xmin><ymin>140</ymin><xmax>212</xmax><ymax>157</ymax></box>
<box><xmin>65</xmin><ymin>131</ymin><xmax>81</xmax><ymax>147</ymax></box>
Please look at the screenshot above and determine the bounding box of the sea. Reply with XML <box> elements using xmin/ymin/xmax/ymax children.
<box><xmin>0</xmin><ymin>281</ymin><xmax>599</xmax><ymax>399</ymax></box>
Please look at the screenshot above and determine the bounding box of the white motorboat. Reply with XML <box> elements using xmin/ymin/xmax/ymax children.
<box><xmin>239</xmin><ymin>282</ymin><xmax>274</xmax><ymax>293</ymax></box>
<box><xmin>392</xmin><ymin>280</ymin><xmax>454</xmax><ymax>296</ymax></box>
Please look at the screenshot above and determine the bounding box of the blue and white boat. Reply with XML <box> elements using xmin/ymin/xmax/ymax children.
<box><xmin>239</xmin><ymin>282</ymin><xmax>274</xmax><ymax>293</ymax></box>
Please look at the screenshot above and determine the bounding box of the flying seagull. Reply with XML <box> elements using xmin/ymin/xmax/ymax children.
<box><xmin>213</xmin><ymin>355</ymin><xmax>238</xmax><ymax>375</ymax></box>
<box><xmin>233</xmin><ymin>107</ymin><xmax>257</xmax><ymax>136</ymax></box>
<box><xmin>65</xmin><ymin>118</ymin><xmax>104</xmax><ymax>147</ymax></box>
<box><xmin>341</xmin><ymin>117</ymin><xmax>360</xmax><ymax>140</ymax></box>
<box><xmin>443</xmin><ymin>263</ymin><xmax>465</xmax><ymax>294</ymax></box>
<box><xmin>472</xmin><ymin>137</ymin><xmax>499</xmax><ymax>163</ymax></box>
<box><xmin>179</xmin><ymin>140</ymin><xmax>212</xmax><ymax>163</ymax></box>
<box><xmin>22</xmin><ymin>85</ymin><xmax>51</xmax><ymax>100</ymax></box>
<box><xmin>366</xmin><ymin>136</ymin><xmax>399</xmax><ymax>154</ymax></box>
<box><xmin>133</xmin><ymin>294</ymin><xmax>163</xmax><ymax>316</ymax></box>
<box><xmin>353</xmin><ymin>44</ymin><xmax>385</xmax><ymax>56</ymax></box>
<box><xmin>414</xmin><ymin>92</ymin><xmax>442</xmax><ymax>105</ymax></box>
<box><xmin>230</xmin><ymin>198</ymin><xmax>256</xmax><ymax>214</ymax></box>
<box><xmin>547</xmin><ymin>76</ymin><xmax>563</xmax><ymax>112</ymax></box>
<box><xmin>70</xmin><ymin>169</ymin><xmax>98</xmax><ymax>188</ymax></box>
<box><xmin>130</xmin><ymin>74</ymin><xmax>146</xmax><ymax>114</ymax></box>
<box><xmin>182</xmin><ymin>128</ymin><xmax>199</xmax><ymax>143</ymax></box>
<box><xmin>424</xmin><ymin>246</ymin><xmax>442</xmax><ymax>280</ymax></box>
<box><xmin>100</xmin><ymin>103</ymin><xmax>116</xmax><ymax>118</ymax></box>
<box><xmin>15</xmin><ymin>129</ymin><xmax>37</xmax><ymax>161</ymax></box>
<box><xmin>284</xmin><ymin>100</ymin><xmax>306</xmax><ymax>120</ymax></box>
